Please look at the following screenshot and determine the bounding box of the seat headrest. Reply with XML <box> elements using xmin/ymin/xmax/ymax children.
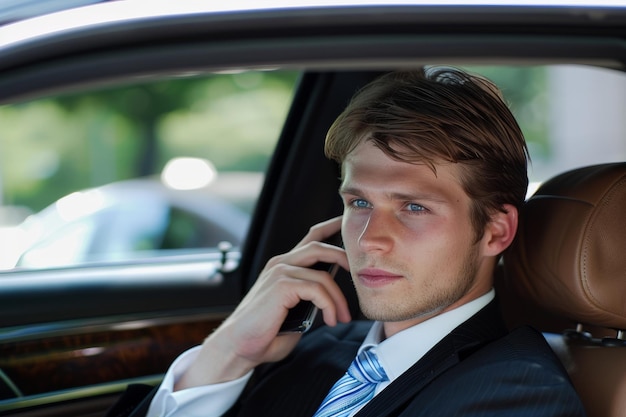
<box><xmin>504</xmin><ymin>163</ymin><xmax>626</xmax><ymax>330</ymax></box>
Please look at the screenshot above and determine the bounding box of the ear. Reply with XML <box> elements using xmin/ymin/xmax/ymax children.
<box><xmin>481</xmin><ymin>204</ymin><xmax>518</xmax><ymax>257</ymax></box>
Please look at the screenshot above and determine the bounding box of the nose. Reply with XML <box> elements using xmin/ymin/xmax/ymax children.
<box><xmin>358</xmin><ymin>210</ymin><xmax>393</xmax><ymax>253</ymax></box>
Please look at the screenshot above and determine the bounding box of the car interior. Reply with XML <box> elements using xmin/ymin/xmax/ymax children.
<box><xmin>0</xmin><ymin>3</ymin><xmax>625</xmax><ymax>417</ymax></box>
<box><xmin>500</xmin><ymin>162</ymin><xmax>626</xmax><ymax>417</ymax></box>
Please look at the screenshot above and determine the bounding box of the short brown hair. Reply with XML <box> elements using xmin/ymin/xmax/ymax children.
<box><xmin>325</xmin><ymin>67</ymin><xmax>529</xmax><ymax>239</ymax></box>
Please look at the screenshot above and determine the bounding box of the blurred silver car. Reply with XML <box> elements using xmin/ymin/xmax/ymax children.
<box><xmin>13</xmin><ymin>170</ymin><xmax>262</xmax><ymax>268</ymax></box>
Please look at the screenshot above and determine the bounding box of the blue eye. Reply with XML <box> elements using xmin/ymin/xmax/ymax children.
<box><xmin>407</xmin><ymin>203</ymin><xmax>426</xmax><ymax>212</ymax></box>
<box><xmin>351</xmin><ymin>199</ymin><xmax>371</xmax><ymax>209</ymax></box>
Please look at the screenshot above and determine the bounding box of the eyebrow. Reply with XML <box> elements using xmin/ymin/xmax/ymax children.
<box><xmin>339</xmin><ymin>186</ymin><xmax>449</xmax><ymax>204</ymax></box>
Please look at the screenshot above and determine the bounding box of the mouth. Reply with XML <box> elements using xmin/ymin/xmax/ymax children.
<box><xmin>357</xmin><ymin>267</ymin><xmax>403</xmax><ymax>288</ymax></box>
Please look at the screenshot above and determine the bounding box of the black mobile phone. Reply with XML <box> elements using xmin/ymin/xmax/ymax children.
<box><xmin>279</xmin><ymin>233</ymin><xmax>342</xmax><ymax>334</ymax></box>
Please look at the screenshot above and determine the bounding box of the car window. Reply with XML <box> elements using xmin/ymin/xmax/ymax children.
<box><xmin>465</xmin><ymin>64</ymin><xmax>626</xmax><ymax>197</ymax></box>
<box><xmin>1</xmin><ymin>65</ymin><xmax>625</xmax><ymax>271</ymax></box>
<box><xmin>0</xmin><ymin>70</ymin><xmax>299</xmax><ymax>270</ymax></box>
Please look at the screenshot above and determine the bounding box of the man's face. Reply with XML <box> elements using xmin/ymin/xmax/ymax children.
<box><xmin>340</xmin><ymin>141</ymin><xmax>494</xmax><ymax>336</ymax></box>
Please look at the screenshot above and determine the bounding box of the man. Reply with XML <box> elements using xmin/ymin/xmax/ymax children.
<box><xmin>109</xmin><ymin>67</ymin><xmax>586</xmax><ymax>416</ymax></box>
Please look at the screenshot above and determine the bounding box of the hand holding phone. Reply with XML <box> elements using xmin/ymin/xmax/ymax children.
<box><xmin>279</xmin><ymin>263</ymin><xmax>341</xmax><ymax>333</ymax></box>
<box><xmin>279</xmin><ymin>233</ymin><xmax>343</xmax><ymax>334</ymax></box>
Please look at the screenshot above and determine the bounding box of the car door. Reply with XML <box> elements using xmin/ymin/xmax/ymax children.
<box><xmin>0</xmin><ymin>69</ymin><xmax>296</xmax><ymax>416</ymax></box>
<box><xmin>0</xmin><ymin>9</ymin><xmax>310</xmax><ymax>411</ymax></box>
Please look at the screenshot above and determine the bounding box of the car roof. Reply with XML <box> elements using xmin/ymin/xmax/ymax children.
<box><xmin>1</xmin><ymin>1</ymin><xmax>625</xmax><ymax>106</ymax></box>
<box><xmin>2</xmin><ymin>1</ymin><xmax>626</xmax><ymax>57</ymax></box>
<box><xmin>3</xmin><ymin>1</ymin><xmax>625</xmax><ymax>45</ymax></box>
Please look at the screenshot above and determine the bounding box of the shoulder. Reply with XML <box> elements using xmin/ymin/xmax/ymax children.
<box><xmin>478</xmin><ymin>325</ymin><xmax>563</xmax><ymax>365</ymax></box>
<box><xmin>410</xmin><ymin>326</ymin><xmax>586</xmax><ymax>416</ymax></box>
<box><xmin>455</xmin><ymin>325</ymin><xmax>570</xmax><ymax>378</ymax></box>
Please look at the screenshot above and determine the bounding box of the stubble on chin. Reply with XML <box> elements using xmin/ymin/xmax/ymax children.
<box><xmin>353</xmin><ymin>251</ymin><xmax>478</xmax><ymax>323</ymax></box>
<box><xmin>356</xmin><ymin>286</ymin><xmax>463</xmax><ymax>323</ymax></box>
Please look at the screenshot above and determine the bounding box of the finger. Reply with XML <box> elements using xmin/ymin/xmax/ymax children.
<box><xmin>265</xmin><ymin>241</ymin><xmax>349</xmax><ymax>273</ymax></box>
<box><xmin>273</xmin><ymin>263</ymin><xmax>346</xmax><ymax>303</ymax></box>
<box><xmin>273</xmin><ymin>272</ymin><xmax>351</xmax><ymax>327</ymax></box>
<box><xmin>271</xmin><ymin>264</ymin><xmax>351</xmax><ymax>324</ymax></box>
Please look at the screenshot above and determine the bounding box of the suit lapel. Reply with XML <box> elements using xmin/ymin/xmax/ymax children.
<box><xmin>296</xmin><ymin>335</ymin><xmax>362</xmax><ymax>416</ymax></box>
<box><xmin>356</xmin><ymin>300</ymin><xmax>507</xmax><ymax>417</ymax></box>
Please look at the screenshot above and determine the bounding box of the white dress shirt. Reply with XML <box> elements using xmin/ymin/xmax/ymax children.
<box><xmin>147</xmin><ymin>290</ymin><xmax>495</xmax><ymax>417</ymax></box>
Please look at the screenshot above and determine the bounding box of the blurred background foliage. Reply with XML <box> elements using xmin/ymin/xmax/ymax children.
<box><xmin>469</xmin><ymin>66</ymin><xmax>549</xmax><ymax>157</ymax></box>
<box><xmin>0</xmin><ymin>70</ymin><xmax>299</xmax><ymax>213</ymax></box>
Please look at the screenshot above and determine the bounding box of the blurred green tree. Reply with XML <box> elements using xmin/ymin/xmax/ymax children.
<box><xmin>0</xmin><ymin>71</ymin><xmax>298</xmax><ymax>212</ymax></box>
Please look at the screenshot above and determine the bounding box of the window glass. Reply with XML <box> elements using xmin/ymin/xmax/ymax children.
<box><xmin>0</xmin><ymin>70</ymin><xmax>299</xmax><ymax>270</ymax></box>
<box><xmin>1</xmin><ymin>65</ymin><xmax>624</xmax><ymax>270</ymax></box>
<box><xmin>465</xmin><ymin>65</ymin><xmax>626</xmax><ymax>197</ymax></box>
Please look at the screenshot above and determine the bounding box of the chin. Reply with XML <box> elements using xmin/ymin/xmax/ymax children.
<box><xmin>358</xmin><ymin>296</ymin><xmax>454</xmax><ymax>323</ymax></box>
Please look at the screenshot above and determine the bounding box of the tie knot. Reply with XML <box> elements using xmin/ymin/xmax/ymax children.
<box><xmin>348</xmin><ymin>348</ymin><xmax>388</xmax><ymax>384</ymax></box>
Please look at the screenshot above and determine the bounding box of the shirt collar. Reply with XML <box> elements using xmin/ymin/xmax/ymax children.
<box><xmin>358</xmin><ymin>289</ymin><xmax>495</xmax><ymax>382</ymax></box>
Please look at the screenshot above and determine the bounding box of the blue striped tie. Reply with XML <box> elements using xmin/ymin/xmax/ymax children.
<box><xmin>313</xmin><ymin>347</ymin><xmax>388</xmax><ymax>417</ymax></box>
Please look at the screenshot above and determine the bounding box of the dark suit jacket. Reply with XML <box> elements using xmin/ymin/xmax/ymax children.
<box><xmin>108</xmin><ymin>300</ymin><xmax>586</xmax><ymax>417</ymax></box>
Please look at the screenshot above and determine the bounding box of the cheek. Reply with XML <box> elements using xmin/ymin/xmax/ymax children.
<box><xmin>398</xmin><ymin>219</ymin><xmax>472</xmax><ymax>262</ymax></box>
<box><xmin>341</xmin><ymin>216</ymin><xmax>355</xmax><ymax>240</ymax></box>
<box><xmin>341</xmin><ymin>214</ymin><xmax>364</xmax><ymax>247</ymax></box>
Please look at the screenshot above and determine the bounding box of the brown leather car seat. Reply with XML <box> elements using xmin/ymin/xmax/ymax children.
<box><xmin>501</xmin><ymin>163</ymin><xmax>626</xmax><ymax>417</ymax></box>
